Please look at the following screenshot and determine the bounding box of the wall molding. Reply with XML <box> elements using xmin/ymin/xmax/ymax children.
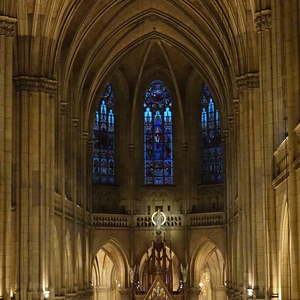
<box><xmin>14</xmin><ymin>75</ymin><xmax>57</xmax><ymax>95</ymax></box>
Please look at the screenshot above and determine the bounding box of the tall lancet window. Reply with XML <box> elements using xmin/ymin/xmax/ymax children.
<box><xmin>144</xmin><ymin>80</ymin><xmax>174</xmax><ymax>185</ymax></box>
<box><xmin>200</xmin><ymin>84</ymin><xmax>223</xmax><ymax>184</ymax></box>
<box><xmin>92</xmin><ymin>84</ymin><xmax>116</xmax><ymax>184</ymax></box>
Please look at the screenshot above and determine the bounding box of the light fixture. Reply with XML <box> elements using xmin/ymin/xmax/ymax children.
<box><xmin>43</xmin><ymin>290</ymin><xmax>50</xmax><ymax>299</ymax></box>
<box><xmin>115</xmin><ymin>280</ymin><xmax>121</xmax><ymax>288</ymax></box>
<box><xmin>247</xmin><ymin>288</ymin><xmax>254</xmax><ymax>297</ymax></box>
<box><xmin>9</xmin><ymin>290</ymin><xmax>15</xmax><ymax>298</ymax></box>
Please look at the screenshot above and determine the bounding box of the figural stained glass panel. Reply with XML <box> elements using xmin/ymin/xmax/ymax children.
<box><xmin>144</xmin><ymin>80</ymin><xmax>174</xmax><ymax>185</ymax></box>
<box><xmin>200</xmin><ymin>84</ymin><xmax>223</xmax><ymax>184</ymax></box>
<box><xmin>92</xmin><ymin>84</ymin><xmax>116</xmax><ymax>184</ymax></box>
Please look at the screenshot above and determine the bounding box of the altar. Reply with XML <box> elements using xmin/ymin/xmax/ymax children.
<box><xmin>133</xmin><ymin>210</ymin><xmax>184</xmax><ymax>300</ymax></box>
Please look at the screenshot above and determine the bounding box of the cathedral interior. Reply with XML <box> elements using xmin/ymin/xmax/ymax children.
<box><xmin>0</xmin><ymin>1</ymin><xmax>300</xmax><ymax>300</ymax></box>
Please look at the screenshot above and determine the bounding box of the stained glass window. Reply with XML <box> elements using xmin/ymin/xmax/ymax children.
<box><xmin>92</xmin><ymin>84</ymin><xmax>116</xmax><ymax>184</ymax></box>
<box><xmin>200</xmin><ymin>84</ymin><xmax>223</xmax><ymax>184</ymax></box>
<box><xmin>144</xmin><ymin>80</ymin><xmax>174</xmax><ymax>185</ymax></box>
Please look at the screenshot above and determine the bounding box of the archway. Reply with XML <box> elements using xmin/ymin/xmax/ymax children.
<box><xmin>92</xmin><ymin>241</ymin><xmax>129</xmax><ymax>300</ymax></box>
<box><xmin>191</xmin><ymin>240</ymin><xmax>226</xmax><ymax>300</ymax></box>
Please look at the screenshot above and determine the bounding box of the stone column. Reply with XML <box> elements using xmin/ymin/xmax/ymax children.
<box><xmin>255</xmin><ymin>7</ymin><xmax>280</xmax><ymax>299</ymax></box>
<box><xmin>58</xmin><ymin>102</ymin><xmax>68</xmax><ymax>296</ymax></box>
<box><xmin>81</xmin><ymin>131</ymin><xmax>89</xmax><ymax>291</ymax></box>
<box><xmin>236</xmin><ymin>72</ymin><xmax>265</xmax><ymax>298</ymax></box>
<box><xmin>14</xmin><ymin>76</ymin><xmax>57</xmax><ymax>300</ymax></box>
<box><xmin>0</xmin><ymin>15</ymin><xmax>16</xmax><ymax>300</ymax></box>
<box><xmin>282</xmin><ymin>2</ymin><xmax>300</xmax><ymax>300</ymax></box>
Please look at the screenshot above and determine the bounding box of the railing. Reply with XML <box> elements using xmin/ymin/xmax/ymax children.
<box><xmin>134</xmin><ymin>214</ymin><xmax>184</xmax><ymax>228</ymax></box>
<box><xmin>92</xmin><ymin>212</ymin><xmax>224</xmax><ymax>228</ymax></box>
<box><xmin>92</xmin><ymin>214</ymin><xmax>129</xmax><ymax>228</ymax></box>
<box><xmin>189</xmin><ymin>212</ymin><xmax>224</xmax><ymax>227</ymax></box>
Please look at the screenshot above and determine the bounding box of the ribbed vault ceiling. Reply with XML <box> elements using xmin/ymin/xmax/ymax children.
<box><xmin>3</xmin><ymin>0</ymin><xmax>264</xmax><ymax>130</ymax></box>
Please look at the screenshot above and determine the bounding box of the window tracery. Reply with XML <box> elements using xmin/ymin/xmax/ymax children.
<box><xmin>92</xmin><ymin>84</ymin><xmax>116</xmax><ymax>184</ymax></box>
<box><xmin>200</xmin><ymin>84</ymin><xmax>223</xmax><ymax>184</ymax></box>
<box><xmin>144</xmin><ymin>80</ymin><xmax>174</xmax><ymax>185</ymax></box>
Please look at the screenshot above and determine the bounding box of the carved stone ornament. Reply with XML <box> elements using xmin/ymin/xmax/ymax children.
<box><xmin>236</xmin><ymin>72</ymin><xmax>259</xmax><ymax>90</ymax></box>
<box><xmin>151</xmin><ymin>209</ymin><xmax>167</xmax><ymax>231</ymax></box>
<box><xmin>0</xmin><ymin>16</ymin><xmax>17</xmax><ymax>37</ymax></box>
<box><xmin>255</xmin><ymin>9</ymin><xmax>272</xmax><ymax>32</ymax></box>
<box><xmin>14</xmin><ymin>75</ymin><xmax>57</xmax><ymax>95</ymax></box>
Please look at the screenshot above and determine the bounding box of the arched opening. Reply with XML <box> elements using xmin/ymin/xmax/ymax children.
<box><xmin>191</xmin><ymin>241</ymin><xmax>226</xmax><ymax>300</ymax></box>
<box><xmin>92</xmin><ymin>241</ymin><xmax>129</xmax><ymax>300</ymax></box>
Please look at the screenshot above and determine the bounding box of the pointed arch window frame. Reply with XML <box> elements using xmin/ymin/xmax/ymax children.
<box><xmin>143</xmin><ymin>80</ymin><xmax>174</xmax><ymax>185</ymax></box>
<box><xmin>200</xmin><ymin>84</ymin><xmax>224</xmax><ymax>184</ymax></box>
<box><xmin>92</xmin><ymin>84</ymin><xmax>117</xmax><ymax>185</ymax></box>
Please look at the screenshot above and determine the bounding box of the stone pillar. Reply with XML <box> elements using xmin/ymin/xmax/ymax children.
<box><xmin>81</xmin><ymin>131</ymin><xmax>89</xmax><ymax>291</ymax></box>
<box><xmin>14</xmin><ymin>76</ymin><xmax>57</xmax><ymax>300</ymax></box>
<box><xmin>0</xmin><ymin>15</ymin><xmax>16</xmax><ymax>300</ymax></box>
<box><xmin>236</xmin><ymin>72</ymin><xmax>265</xmax><ymax>298</ymax></box>
<box><xmin>255</xmin><ymin>7</ymin><xmax>280</xmax><ymax>299</ymax></box>
<box><xmin>58</xmin><ymin>101</ymin><xmax>68</xmax><ymax>296</ymax></box>
<box><xmin>282</xmin><ymin>2</ymin><xmax>300</xmax><ymax>300</ymax></box>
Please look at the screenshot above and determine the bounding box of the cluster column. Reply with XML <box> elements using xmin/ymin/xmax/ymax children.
<box><xmin>14</xmin><ymin>76</ymin><xmax>57</xmax><ymax>300</ymax></box>
<box><xmin>0</xmin><ymin>15</ymin><xmax>17</xmax><ymax>300</ymax></box>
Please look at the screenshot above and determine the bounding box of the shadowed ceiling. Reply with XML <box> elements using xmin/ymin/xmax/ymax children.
<box><xmin>3</xmin><ymin>0</ymin><xmax>264</xmax><ymax>131</ymax></box>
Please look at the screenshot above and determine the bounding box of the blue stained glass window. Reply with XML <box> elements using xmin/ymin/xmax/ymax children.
<box><xmin>200</xmin><ymin>84</ymin><xmax>223</xmax><ymax>184</ymax></box>
<box><xmin>92</xmin><ymin>84</ymin><xmax>116</xmax><ymax>184</ymax></box>
<box><xmin>144</xmin><ymin>80</ymin><xmax>174</xmax><ymax>185</ymax></box>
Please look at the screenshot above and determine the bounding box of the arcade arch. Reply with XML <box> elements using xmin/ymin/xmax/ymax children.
<box><xmin>92</xmin><ymin>241</ymin><xmax>129</xmax><ymax>300</ymax></box>
<box><xmin>191</xmin><ymin>240</ymin><xmax>226</xmax><ymax>300</ymax></box>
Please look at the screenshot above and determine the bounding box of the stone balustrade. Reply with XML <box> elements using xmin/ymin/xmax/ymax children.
<box><xmin>189</xmin><ymin>212</ymin><xmax>224</xmax><ymax>227</ymax></box>
<box><xmin>134</xmin><ymin>214</ymin><xmax>184</xmax><ymax>228</ymax></box>
<box><xmin>92</xmin><ymin>212</ymin><xmax>224</xmax><ymax>228</ymax></box>
<box><xmin>92</xmin><ymin>214</ymin><xmax>130</xmax><ymax>227</ymax></box>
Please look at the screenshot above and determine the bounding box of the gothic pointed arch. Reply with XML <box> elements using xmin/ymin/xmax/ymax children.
<box><xmin>200</xmin><ymin>84</ymin><xmax>224</xmax><ymax>184</ymax></box>
<box><xmin>144</xmin><ymin>80</ymin><xmax>174</xmax><ymax>185</ymax></box>
<box><xmin>92</xmin><ymin>84</ymin><xmax>116</xmax><ymax>184</ymax></box>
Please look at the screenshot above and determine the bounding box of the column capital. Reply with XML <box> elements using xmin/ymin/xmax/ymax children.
<box><xmin>0</xmin><ymin>16</ymin><xmax>17</xmax><ymax>37</ymax></box>
<box><xmin>72</xmin><ymin>118</ymin><xmax>80</xmax><ymax>127</ymax></box>
<box><xmin>236</xmin><ymin>72</ymin><xmax>259</xmax><ymax>91</ymax></box>
<box><xmin>128</xmin><ymin>143</ymin><xmax>135</xmax><ymax>151</ymax></box>
<box><xmin>228</xmin><ymin>115</ymin><xmax>234</xmax><ymax>128</ymax></box>
<box><xmin>233</xmin><ymin>98</ymin><xmax>240</xmax><ymax>114</ymax></box>
<box><xmin>14</xmin><ymin>75</ymin><xmax>57</xmax><ymax>95</ymax></box>
<box><xmin>82</xmin><ymin>131</ymin><xmax>89</xmax><ymax>139</ymax></box>
<box><xmin>181</xmin><ymin>142</ymin><xmax>188</xmax><ymax>151</ymax></box>
<box><xmin>60</xmin><ymin>102</ymin><xmax>68</xmax><ymax>115</ymax></box>
<box><xmin>255</xmin><ymin>9</ymin><xmax>272</xmax><ymax>32</ymax></box>
<box><xmin>222</xmin><ymin>129</ymin><xmax>231</xmax><ymax>139</ymax></box>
